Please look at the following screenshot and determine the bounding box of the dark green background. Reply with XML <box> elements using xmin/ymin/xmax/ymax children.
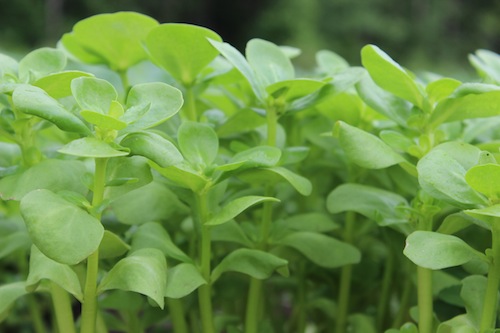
<box><xmin>1</xmin><ymin>0</ymin><xmax>499</xmax><ymax>77</ymax></box>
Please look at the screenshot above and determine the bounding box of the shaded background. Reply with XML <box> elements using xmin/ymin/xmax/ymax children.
<box><xmin>1</xmin><ymin>0</ymin><xmax>499</xmax><ymax>77</ymax></box>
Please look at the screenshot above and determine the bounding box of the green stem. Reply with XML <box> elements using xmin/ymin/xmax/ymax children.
<box><xmin>245</xmin><ymin>278</ymin><xmax>263</xmax><ymax>333</ymax></box>
<box><xmin>125</xmin><ymin>310</ymin><xmax>141</xmax><ymax>333</ymax></box>
<box><xmin>335</xmin><ymin>211</ymin><xmax>356</xmax><ymax>333</ymax></box>
<box><xmin>479</xmin><ymin>223</ymin><xmax>500</xmax><ymax>333</ymax></box>
<box><xmin>417</xmin><ymin>266</ymin><xmax>433</xmax><ymax>333</ymax></box>
<box><xmin>118</xmin><ymin>70</ymin><xmax>130</xmax><ymax>96</ymax></box>
<box><xmin>196</xmin><ymin>192</ymin><xmax>215</xmax><ymax>333</ymax></box>
<box><xmin>184</xmin><ymin>86</ymin><xmax>198</xmax><ymax>121</ymax></box>
<box><xmin>27</xmin><ymin>294</ymin><xmax>47</xmax><ymax>333</ymax></box>
<box><xmin>377</xmin><ymin>241</ymin><xmax>396</xmax><ymax>331</ymax></box>
<box><xmin>51</xmin><ymin>282</ymin><xmax>77</xmax><ymax>333</ymax></box>
<box><xmin>81</xmin><ymin>158</ymin><xmax>108</xmax><ymax>333</ymax></box>
<box><xmin>266</xmin><ymin>106</ymin><xmax>278</xmax><ymax>146</ymax></box>
<box><xmin>168</xmin><ymin>298</ymin><xmax>189</xmax><ymax>333</ymax></box>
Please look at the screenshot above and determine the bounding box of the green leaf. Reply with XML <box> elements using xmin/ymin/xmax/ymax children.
<box><xmin>265</xmin><ymin>166</ymin><xmax>312</xmax><ymax>196</ymax></box>
<box><xmin>206</xmin><ymin>196</ymin><xmax>280</xmax><ymax>226</ymax></box>
<box><xmin>58</xmin><ymin>137</ymin><xmax>129</xmax><ymax>158</ymax></box>
<box><xmin>99</xmin><ymin>231</ymin><xmax>130</xmax><ymax>259</ymax></box>
<box><xmin>98</xmin><ymin>248</ymin><xmax>167</xmax><ymax>309</ymax></box>
<box><xmin>26</xmin><ymin>246</ymin><xmax>83</xmax><ymax>301</ymax></box>
<box><xmin>61</xmin><ymin>12</ymin><xmax>159</xmax><ymax>71</ymax></box>
<box><xmin>417</xmin><ymin>142</ymin><xmax>487</xmax><ymax>208</ymax></box>
<box><xmin>120</xmin><ymin>131</ymin><xmax>183</xmax><ymax>168</ymax></box>
<box><xmin>465</xmin><ymin>164</ymin><xmax>500</xmax><ymax>199</ymax></box>
<box><xmin>282</xmin><ymin>213</ymin><xmax>339</xmax><ymax>232</ymax></box>
<box><xmin>18</xmin><ymin>47</ymin><xmax>66</xmax><ymax>83</ymax></box>
<box><xmin>104</xmin><ymin>156</ymin><xmax>152</xmax><ymax>200</ymax></box>
<box><xmin>0</xmin><ymin>231</ymin><xmax>31</xmax><ymax>259</ymax></box>
<box><xmin>265</xmin><ymin>79</ymin><xmax>325</xmax><ymax>104</ymax></box>
<box><xmin>361</xmin><ymin>44</ymin><xmax>424</xmax><ymax>108</ymax></box>
<box><xmin>130</xmin><ymin>222</ymin><xmax>191</xmax><ymax>263</ymax></box>
<box><xmin>316</xmin><ymin>49</ymin><xmax>349</xmax><ymax>75</ymax></box>
<box><xmin>80</xmin><ymin>110</ymin><xmax>126</xmax><ymax>130</ymax></box>
<box><xmin>111</xmin><ymin>181</ymin><xmax>188</xmax><ymax>225</ymax></box>
<box><xmin>246</xmin><ymin>38</ymin><xmax>294</xmax><ymax>87</ymax></box>
<box><xmin>218</xmin><ymin>146</ymin><xmax>281</xmax><ymax>173</ymax></box>
<box><xmin>71</xmin><ymin>77</ymin><xmax>117</xmax><ymax>114</ymax></box>
<box><xmin>425</xmin><ymin>78</ymin><xmax>462</xmax><ymax>104</ymax></box>
<box><xmin>429</xmin><ymin>90</ymin><xmax>500</xmax><ymax>128</ymax></box>
<box><xmin>33</xmin><ymin>71</ymin><xmax>93</xmax><ymax>99</ymax></box>
<box><xmin>464</xmin><ymin>205</ymin><xmax>500</xmax><ymax>227</ymax></box>
<box><xmin>12</xmin><ymin>84</ymin><xmax>91</xmax><ymax>135</ymax></box>
<box><xmin>334</xmin><ymin>121</ymin><xmax>406</xmax><ymax>169</ymax></box>
<box><xmin>122</xmin><ymin>82</ymin><xmax>183</xmax><ymax>133</ymax></box>
<box><xmin>153</xmin><ymin>162</ymin><xmax>208</xmax><ymax>192</ymax></box>
<box><xmin>211</xmin><ymin>248</ymin><xmax>288</xmax><ymax>282</ymax></box>
<box><xmin>460</xmin><ymin>275</ymin><xmax>488</xmax><ymax>329</ymax></box>
<box><xmin>20</xmin><ymin>189</ymin><xmax>104</xmax><ymax>265</ymax></box>
<box><xmin>0</xmin><ymin>282</ymin><xmax>28</xmax><ymax>317</ymax></box>
<box><xmin>211</xmin><ymin>221</ymin><xmax>253</xmax><ymax>247</ymax></box>
<box><xmin>403</xmin><ymin>231</ymin><xmax>486</xmax><ymax>270</ymax></box>
<box><xmin>327</xmin><ymin>183</ymin><xmax>409</xmax><ymax>226</ymax></box>
<box><xmin>0</xmin><ymin>159</ymin><xmax>88</xmax><ymax>201</ymax></box>
<box><xmin>165</xmin><ymin>263</ymin><xmax>206</xmax><ymax>299</ymax></box>
<box><xmin>145</xmin><ymin>23</ymin><xmax>222</xmax><ymax>86</ymax></box>
<box><xmin>379</xmin><ymin>130</ymin><xmax>415</xmax><ymax>153</ymax></box>
<box><xmin>0</xmin><ymin>53</ymin><xmax>18</xmax><ymax>78</ymax></box>
<box><xmin>469</xmin><ymin>49</ymin><xmax>500</xmax><ymax>84</ymax></box>
<box><xmin>355</xmin><ymin>73</ymin><xmax>411</xmax><ymax>127</ymax></box>
<box><xmin>178</xmin><ymin>121</ymin><xmax>218</xmax><ymax>169</ymax></box>
<box><xmin>208</xmin><ymin>39</ymin><xmax>265</xmax><ymax>102</ymax></box>
<box><xmin>273</xmin><ymin>231</ymin><xmax>361</xmax><ymax>268</ymax></box>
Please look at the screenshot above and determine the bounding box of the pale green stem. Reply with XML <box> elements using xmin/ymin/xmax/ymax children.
<box><xmin>196</xmin><ymin>192</ymin><xmax>215</xmax><ymax>333</ymax></box>
<box><xmin>184</xmin><ymin>86</ymin><xmax>198</xmax><ymax>121</ymax></box>
<box><xmin>80</xmin><ymin>158</ymin><xmax>108</xmax><ymax>333</ymax></box>
<box><xmin>51</xmin><ymin>282</ymin><xmax>77</xmax><ymax>333</ymax></box>
<box><xmin>245</xmin><ymin>278</ymin><xmax>263</xmax><ymax>333</ymax></box>
<box><xmin>27</xmin><ymin>294</ymin><xmax>47</xmax><ymax>333</ymax></box>
<box><xmin>118</xmin><ymin>70</ymin><xmax>130</xmax><ymax>96</ymax></box>
<box><xmin>416</xmin><ymin>215</ymin><xmax>433</xmax><ymax>333</ymax></box>
<box><xmin>479</xmin><ymin>222</ymin><xmax>500</xmax><ymax>333</ymax></box>
<box><xmin>168</xmin><ymin>298</ymin><xmax>189</xmax><ymax>333</ymax></box>
<box><xmin>336</xmin><ymin>211</ymin><xmax>356</xmax><ymax>333</ymax></box>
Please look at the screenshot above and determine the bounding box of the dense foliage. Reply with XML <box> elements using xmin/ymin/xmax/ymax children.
<box><xmin>1</xmin><ymin>10</ymin><xmax>500</xmax><ymax>333</ymax></box>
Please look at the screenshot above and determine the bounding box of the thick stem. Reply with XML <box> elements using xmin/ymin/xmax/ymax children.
<box><xmin>245</xmin><ymin>278</ymin><xmax>263</xmax><ymax>333</ymax></box>
<box><xmin>184</xmin><ymin>86</ymin><xmax>198</xmax><ymax>122</ymax></box>
<box><xmin>168</xmin><ymin>298</ymin><xmax>189</xmax><ymax>333</ymax></box>
<box><xmin>80</xmin><ymin>158</ymin><xmax>108</xmax><ymax>333</ymax></box>
<box><xmin>196</xmin><ymin>192</ymin><xmax>215</xmax><ymax>333</ymax></box>
<box><xmin>51</xmin><ymin>282</ymin><xmax>77</xmax><ymax>333</ymax></box>
<box><xmin>417</xmin><ymin>266</ymin><xmax>433</xmax><ymax>333</ymax></box>
<box><xmin>335</xmin><ymin>211</ymin><xmax>356</xmax><ymax>333</ymax></box>
<box><xmin>479</xmin><ymin>223</ymin><xmax>500</xmax><ymax>333</ymax></box>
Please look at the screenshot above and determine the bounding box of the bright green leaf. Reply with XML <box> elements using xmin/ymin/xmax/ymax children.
<box><xmin>18</xmin><ymin>47</ymin><xmax>66</xmax><ymax>83</ymax></box>
<box><xmin>361</xmin><ymin>44</ymin><xmax>424</xmax><ymax>108</ymax></box>
<box><xmin>316</xmin><ymin>50</ymin><xmax>349</xmax><ymax>75</ymax></box>
<box><xmin>98</xmin><ymin>248</ymin><xmax>167</xmax><ymax>309</ymax></box>
<box><xmin>61</xmin><ymin>12</ymin><xmax>159</xmax><ymax>71</ymax></box>
<box><xmin>211</xmin><ymin>248</ymin><xmax>288</xmax><ymax>282</ymax></box>
<box><xmin>206</xmin><ymin>196</ymin><xmax>280</xmax><ymax>226</ymax></box>
<box><xmin>246</xmin><ymin>38</ymin><xmax>294</xmax><ymax>87</ymax></box>
<box><xmin>120</xmin><ymin>131</ymin><xmax>183</xmax><ymax>168</ymax></box>
<box><xmin>426</xmin><ymin>78</ymin><xmax>462</xmax><ymax>104</ymax></box>
<box><xmin>145</xmin><ymin>23</ymin><xmax>222</xmax><ymax>86</ymax></box>
<box><xmin>334</xmin><ymin>121</ymin><xmax>406</xmax><ymax>169</ymax></box>
<box><xmin>266</xmin><ymin>79</ymin><xmax>325</xmax><ymax>104</ymax></box>
<box><xmin>273</xmin><ymin>231</ymin><xmax>361</xmax><ymax>268</ymax></box>
<box><xmin>122</xmin><ymin>82</ymin><xmax>183</xmax><ymax>133</ymax></box>
<box><xmin>465</xmin><ymin>164</ymin><xmax>500</xmax><ymax>199</ymax></box>
<box><xmin>80</xmin><ymin>110</ymin><xmax>127</xmax><ymax>130</ymax></box>
<box><xmin>12</xmin><ymin>84</ymin><xmax>91</xmax><ymax>135</ymax></box>
<box><xmin>327</xmin><ymin>183</ymin><xmax>409</xmax><ymax>226</ymax></box>
<box><xmin>165</xmin><ymin>263</ymin><xmax>206</xmax><ymax>299</ymax></box>
<box><xmin>33</xmin><ymin>71</ymin><xmax>93</xmax><ymax>99</ymax></box>
<box><xmin>178</xmin><ymin>121</ymin><xmax>218</xmax><ymax>169</ymax></box>
<box><xmin>99</xmin><ymin>231</ymin><xmax>130</xmax><ymax>259</ymax></box>
<box><xmin>130</xmin><ymin>222</ymin><xmax>191</xmax><ymax>263</ymax></box>
<box><xmin>417</xmin><ymin>142</ymin><xmax>487</xmax><ymax>208</ymax></box>
<box><xmin>58</xmin><ymin>137</ymin><xmax>129</xmax><ymax>158</ymax></box>
<box><xmin>20</xmin><ymin>189</ymin><xmax>104</xmax><ymax>265</ymax></box>
<box><xmin>26</xmin><ymin>246</ymin><xmax>83</xmax><ymax>301</ymax></box>
<box><xmin>403</xmin><ymin>231</ymin><xmax>486</xmax><ymax>270</ymax></box>
<box><xmin>71</xmin><ymin>77</ymin><xmax>117</xmax><ymax>114</ymax></box>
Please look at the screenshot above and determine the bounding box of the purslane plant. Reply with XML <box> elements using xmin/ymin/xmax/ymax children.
<box><xmin>2</xmin><ymin>10</ymin><xmax>500</xmax><ymax>333</ymax></box>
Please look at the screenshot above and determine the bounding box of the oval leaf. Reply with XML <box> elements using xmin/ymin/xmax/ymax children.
<box><xmin>120</xmin><ymin>131</ymin><xmax>183</xmax><ymax>168</ymax></box>
<box><xmin>99</xmin><ymin>231</ymin><xmax>130</xmax><ymax>259</ymax></box>
<box><xmin>465</xmin><ymin>164</ymin><xmax>500</xmax><ymax>200</ymax></box>
<box><xmin>273</xmin><ymin>231</ymin><xmax>361</xmax><ymax>268</ymax></box>
<box><xmin>12</xmin><ymin>84</ymin><xmax>91</xmax><ymax>135</ymax></box>
<box><xmin>211</xmin><ymin>248</ymin><xmax>288</xmax><ymax>282</ymax></box>
<box><xmin>165</xmin><ymin>263</ymin><xmax>206</xmax><ymax>299</ymax></box>
<box><xmin>18</xmin><ymin>47</ymin><xmax>66</xmax><ymax>83</ymax></box>
<box><xmin>98</xmin><ymin>248</ymin><xmax>167</xmax><ymax>309</ymax></box>
<box><xmin>206</xmin><ymin>196</ymin><xmax>280</xmax><ymax>226</ymax></box>
<box><xmin>145</xmin><ymin>23</ymin><xmax>222</xmax><ymax>86</ymax></box>
<box><xmin>403</xmin><ymin>231</ymin><xmax>486</xmax><ymax>270</ymax></box>
<box><xmin>178</xmin><ymin>121</ymin><xmax>219</xmax><ymax>169</ymax></box>
<box><xmin>58</xmin><ymin>137</ymin><xmax>129</xmax><ymax>158</ymax></box>
<box><xmin>71</xmin><ymin>77</ymin><xmax>117</xmax><ymax>114</ymax></box>
<box><xmin>20</xmin><ymin>189</ymin><xmax>104</xmax><ymax>265</ymax></box>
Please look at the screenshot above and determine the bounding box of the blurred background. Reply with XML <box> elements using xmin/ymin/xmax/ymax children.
<box><xmin>1</xmin><ymin>0</ymin><xmax>499</xmax><ymax>78</ymax></box>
